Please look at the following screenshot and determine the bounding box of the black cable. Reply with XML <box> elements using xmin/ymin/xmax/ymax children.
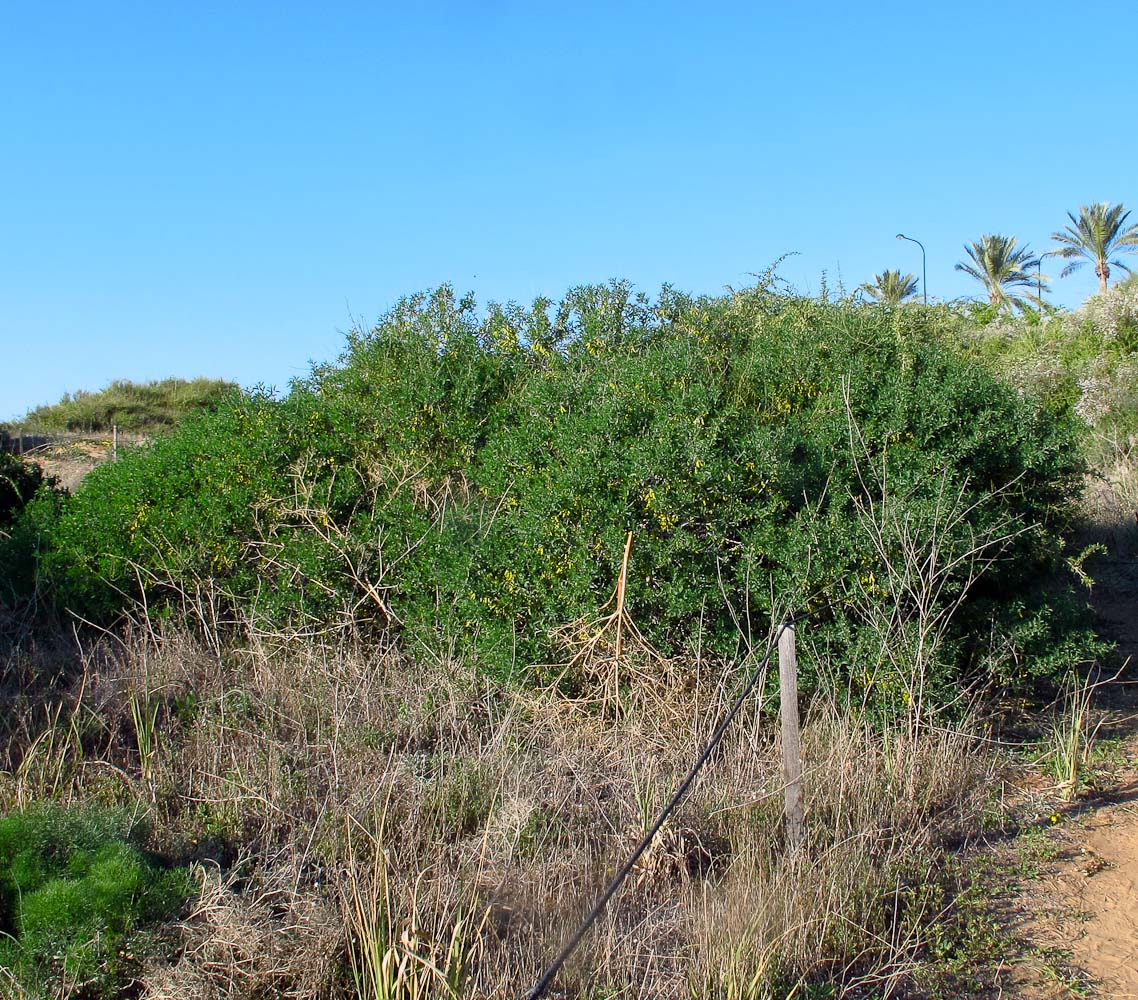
<box><xmin>520</xmin><ymin>618</ymin><xmax>794</xmax><ymax>1000</ymax></box>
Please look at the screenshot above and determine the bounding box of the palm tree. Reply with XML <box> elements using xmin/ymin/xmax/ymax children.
<box><xmin>859</xmin><ymin>270</ymin><xmax>920</xmax><ymax>306</ymax></box>
<box><xmin>955</xmin><ymin>234</ymin><xmax>1046</xmax><ymax>313</ymax></box>
<box><xmin>1050</xmin><ymin>202</ymin><xmax>1138</xmax><ymax>295</ymax></box>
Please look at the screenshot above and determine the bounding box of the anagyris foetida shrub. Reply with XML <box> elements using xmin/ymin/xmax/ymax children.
<box><xmin>4</xmin><ymin>283</ymin><xmax>1095</xmax><ymax>706</ymax></box>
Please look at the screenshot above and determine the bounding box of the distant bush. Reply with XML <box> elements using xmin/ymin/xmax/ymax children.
<box><xmin>0</xmin><ymin>805</ymin><xmax>191</xmax><ymax>998</ymax></box>
<box><xmin>952</xmin><ymin>280</ymin><xmax>1138</xmax><ymax>469</ymax></box>
<box><xmin>6</xmin><ymin>284</ymin><xmax>1096</xmax><ymax>706</ymax></box>
<box><xmin>18</xmin><ymin>390</ymin><xmax>300</xmax><ymax>623</ymax></box>
<box><xmin>11</xmin><ymin>377</ymin><xmax>238</xmax><ymax>433</ymax></box>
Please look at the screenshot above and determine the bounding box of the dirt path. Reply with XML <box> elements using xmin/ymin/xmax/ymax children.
<box><xmin>1070</xmin><ymin>801</ymin><xmax>1138</xmax><ymax>997</ymax></box>
<box><xmin>1015</xmin><ymin>518</ymin><xmax>1138</xmax><ymax>998</ymax></box>
<box><xmin>1022</xmin><ymin>780</ymin><xmax>1138</xmax><ymax>998</ymax></box>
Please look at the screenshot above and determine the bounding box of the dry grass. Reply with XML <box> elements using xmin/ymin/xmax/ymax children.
<box><xmin>1090</xmin><ymin>435</ymin><xmax>1138</xmax><ymax>557</ymax></box>
<box><xmin>143</xmin><ymin>853</ymin><xmax>342</xmax><ymax>1000</ymax></box>
<box><xmin>0</xmin><ymin>618</ymin><xmax>1006</xmax><ymax>1000</ymax></box>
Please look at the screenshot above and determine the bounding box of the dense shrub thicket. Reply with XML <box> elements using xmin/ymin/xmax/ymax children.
<box><xmin>9</xmin><ymin>376</ymin><xmax>238</xmax><ymax>433</ymax></box>
<box><xmin>2</xmin><ymin>284</ymin><xmax>1095</xmax><ymax>704</ymax></box>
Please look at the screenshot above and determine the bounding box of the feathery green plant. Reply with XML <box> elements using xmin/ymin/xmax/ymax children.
<box><xmin>0</xmin><ymin>806</ymin><xmax>191</xmax><ymax>998</ymax></box>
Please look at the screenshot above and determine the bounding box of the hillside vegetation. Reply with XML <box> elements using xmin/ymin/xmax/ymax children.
<box><xmin>4</xmin><ymin>283</ymin><xmax>1097</xmax><ymax>706</ymax></box>
<box><xmin>958</xmin><ymin>273</ymin><xmax>1138</xmax><ymax>517</ymax></box>
<box><xmin>1</xmin><ymin>278</ymin><xmax>1134</xmax><ymax>1000</ymax></box>
<box><xmin>8</xmin><ymin>377</ymin><xmax>237</xmax><ymax>433</ymax></box>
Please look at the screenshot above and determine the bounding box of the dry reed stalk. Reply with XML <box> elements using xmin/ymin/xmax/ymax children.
<box><xmin>546</xmin><ymin>533</ymin><xmax>686</xmax><ymax>723</ymax></box>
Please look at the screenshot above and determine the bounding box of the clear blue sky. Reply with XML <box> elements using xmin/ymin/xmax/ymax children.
<box><xmin>3</xmin><ymin>1</ymin><xmax>1135</xmax><ymax>420</ymax></box>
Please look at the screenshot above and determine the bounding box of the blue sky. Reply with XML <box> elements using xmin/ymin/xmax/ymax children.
<box><xmin>3</xmin><ymin>1</ymin><xmax>1135</xmax><ymax>420</ymax></box>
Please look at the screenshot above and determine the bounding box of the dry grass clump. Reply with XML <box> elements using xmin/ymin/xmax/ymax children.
<box><xmin>0</xmin><ymin>619</ymin><xmax>1004</xmax><ymax>999</ymax></box>
<box><xmin>143</xmin><ymin>853</ymin><xmax>341</xmax><ymax>1000</ymax></box>
<box><xmin>1080</xmin><ymin>438</ymin><xmax>1138</xmax><ymax>565</ymax></box>
<box><xmin>687</xmin><ymin>716</ymin><xmax>989</xmax><ymax>999</ymax></box>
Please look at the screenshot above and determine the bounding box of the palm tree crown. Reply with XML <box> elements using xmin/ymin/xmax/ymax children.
<box><xmin>955</xmin><ymin>234</ymin><xmax>1046</xmax><ymax>313</ymax></box>
<box><xmin>1050</xmin><ymin>202</ymin><xmax>1138</xmax><ymax>295</ymax></box>
<box><xmin>859</xmin><ymin>270</ymin><xmax>920</xmax><ymax>306</ymax></box>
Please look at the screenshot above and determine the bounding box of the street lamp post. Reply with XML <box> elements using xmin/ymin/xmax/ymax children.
<box><xmin>896</xmin><ymin>233</ymin><xmax>927</xmax><ymax>305</ymax></box>
<box><xmin>1036</xmin><ymin>251</ymin><xmax>1050</xmax><ymax>314</ymax></box>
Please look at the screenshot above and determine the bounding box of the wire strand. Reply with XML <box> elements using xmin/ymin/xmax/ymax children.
<box><xmin>520</xmin><ymin>617</ymin><xmax>796</xmax><ymax>1000</ymax></box>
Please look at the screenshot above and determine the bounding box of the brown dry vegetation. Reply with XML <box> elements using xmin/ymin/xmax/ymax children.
<box><xmin>0</xmin><ymin>618</ymin><xmax>1008</xmax><ymax>1000</ymax></box>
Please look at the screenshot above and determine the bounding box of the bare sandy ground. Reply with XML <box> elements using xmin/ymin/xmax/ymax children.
<box><xmin>26</xmin><ymin>438</ymin><xmax>116</xmax><ymax>492</ymax></box>
<box><xmin>1016</xmin><ymin>507</ymin><xmax>1138</xmax><ymax>999</ymax></box>
<box><xmin>1021</xmin><ymin>781</ymin><xmax>1138</xmax><ymax>999</ymax></box>
<box><xmin>1074</xmin><ymin>806</ymin><xmax>1138</xmax><ymax>997</ymax></box>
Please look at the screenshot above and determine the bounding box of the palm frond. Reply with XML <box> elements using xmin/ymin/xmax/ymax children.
<box><xmin>859</xmin><ymin>269</ymin><xmax>919</xmax><ymax>305</ymax></box>
<box><xmin>1049</xmin><ymin>202</ymin><xmax>1138</xmax><ymax>290</ymax></box>
<box><xmin>953</xmin><ymin>262</ymin><xmax>985</xmax><ymax>282</ymax></box>
<box><xmin>956</xmin><ymin>234</ymin><xmax>1044</xmax><ymax>312</ymax></box>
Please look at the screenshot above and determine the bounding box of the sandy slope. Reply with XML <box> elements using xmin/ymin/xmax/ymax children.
<box><xmin>24</xmin><ymin>438</ymin><xmax>115</xmax><ymax>492</ymax></box>
<box><xmin>1024</xmin><ymin>781</ymin><xmax>1138</xmax><ymax>999</ymax></box>
<box><xmin>1017</xmin><ymin>519</ymin><xmax>1138</xmax><ymax>998</ymax></box>
<box><xmin>1074</xmin><ymin>809</ymin><xmax>1138</xmax><ymax>997</ymax></box>
<box><xmin>1068</xmin><ymin>541</ymin><xmax>1138</xmax><ymax>999</ymax></box>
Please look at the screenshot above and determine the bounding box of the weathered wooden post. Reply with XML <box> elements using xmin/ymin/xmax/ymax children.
<box><xmin>113</xmin><ymin>424</ymin><xmax>118</xmax><ymax>461</ymax></box>
<box><xmin>779</xmin><ymin>621</ymin><xmax>804</xmax><ymax>848</ymax></box>
<box><xmin>613</xmin><ymin>531</ymin><xmax>633</xmax><ymax>661</ymax></box>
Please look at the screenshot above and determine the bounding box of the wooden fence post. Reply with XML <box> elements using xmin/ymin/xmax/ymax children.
<box><xmin>779</xmin><ymin>622</ymin><xmax>804</xmax><ymax>848</ymax></box>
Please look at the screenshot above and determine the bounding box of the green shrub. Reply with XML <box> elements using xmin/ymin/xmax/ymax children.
<box><xmin>7</xmin><ymin>284</ymin><xmax>1096</xmax><ymax>706</ymax></box>
<box><xmin>0</xmin><ymin>453</ymin><xmax>57</xmax><ymax>531</ymax></box>
<box><xmin>0</xmin><ymin>805</ymin><xmax>191</xmax><ymax>998</ymax></box>
<box><xmin>0</xmin><ymin>456</ymin><xmax>66</xmax><ymax>606</ymax></box>
<box><xmin>17</xmin><ymin>390</ymin><xmax>305</xmax><ymax>623</ymax></box>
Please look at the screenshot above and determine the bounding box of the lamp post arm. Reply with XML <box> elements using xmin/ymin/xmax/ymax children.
<box><xmin>896</xmin><ymin>233</ymin><xmax>927</xmax><ymax>305</ymax></box>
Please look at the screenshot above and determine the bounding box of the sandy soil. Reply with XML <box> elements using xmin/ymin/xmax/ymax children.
<box><xmin>1021</xmin><ymin>781</ymin><xmax>1138</xmax><ymax>998</ymax></box>
<box><xmin>25</xmin><ymin>438</ymin><xmax>116</xmax><ymax>492</ymax></box>
<box><xmin>1072</xmin><ymin>807</ymin><xmax>1138</xmax><ymax>997</ymax></box>
<box><xmin>1057</xmin><ymin>536</ymin><xmax>1138</xmax><ymax>998</ymax></box>
<box><xmin>1015</xmin><ymin>501</ymin><xmax>1138</xmax><ymax>999</ymax></box>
